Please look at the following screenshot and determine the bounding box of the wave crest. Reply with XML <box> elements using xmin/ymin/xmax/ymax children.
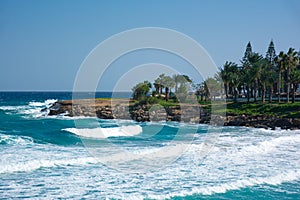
<box><xmin>0</xmin><ymin>157</ymin><xmax>97</xmax><ymax>174</ymax></box>
<box><xmin>0</xmin><ymin>134</ymin><xmax>33</xmax><ymax>145</ymax></box>
<box><xmin>63</xmin><ymin>125</ymin><xmax>142</xmax><ymax>139</ymax></box>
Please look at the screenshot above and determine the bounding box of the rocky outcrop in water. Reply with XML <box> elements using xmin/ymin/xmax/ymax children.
<box><xmin>46</xmin><ymin>99</ymin><xmax>300</xmax><ymax>130</ymax></box>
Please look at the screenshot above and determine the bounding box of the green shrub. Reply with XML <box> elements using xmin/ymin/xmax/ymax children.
<box><xmin>148</xmin><ymin>96</ymin><xmax>159</xmax><ymax>104</ymax></box>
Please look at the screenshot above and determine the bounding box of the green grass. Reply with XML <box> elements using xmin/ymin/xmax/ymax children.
<box><xmin>95</xmin><ymin>96</ymin><xmax>300</xmax><ymax>118</ymax></box>
<box><xmin>157</xmin><ymin>100</ymin><xmax>178</xmax><ymax>107</ymax></box>
<box><xmin>226</xmin><ymin>102</ymin><xmax>300</xmax><ymax>118</ymax></box>
<box><xmin>95</xmin><ymin>97</ymin><xmax>113</xmax><ymax>100</ymax></box>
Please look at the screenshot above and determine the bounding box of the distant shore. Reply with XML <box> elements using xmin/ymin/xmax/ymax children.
<box><xmin>45</xmin><ymin>99</ymin><xmax>300</xmax><ymax>130</ymax></box>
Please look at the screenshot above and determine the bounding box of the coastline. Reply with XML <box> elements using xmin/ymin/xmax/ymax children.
<box><xmin>46</xmin><ymin>99</ymin><xmax>300</xmax><ymax>130</ymax></box>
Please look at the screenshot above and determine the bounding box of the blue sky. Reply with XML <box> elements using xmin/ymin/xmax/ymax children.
<box><xmin>0</xmin><ymin>0</ymin><xmax>299</xmax><ymax>91</ymax></box>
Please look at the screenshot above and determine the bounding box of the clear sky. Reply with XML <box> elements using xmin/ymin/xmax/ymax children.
<box><xmin>0</xmin><ymin>0</ymin><xmax>299</xmax><ymax>91</ymax></box>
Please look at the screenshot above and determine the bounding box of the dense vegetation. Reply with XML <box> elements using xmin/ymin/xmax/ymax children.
<box><xmin>214</xmin><ymin>41</ymin><xmax>300</xmax><ymax>103</ymax></box>
<box><xmin>132</xmin><ymin>40</ymin><xmax>300</xmax><ymax>105</ymax></box>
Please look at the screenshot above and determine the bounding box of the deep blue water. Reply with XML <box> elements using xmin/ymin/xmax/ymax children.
<box><xmin>0</xmin><ymin>92</ymin><xmax>299</xmax><ymax>199</ymax></box>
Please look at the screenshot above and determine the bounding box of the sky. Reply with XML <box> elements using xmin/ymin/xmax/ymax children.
<box><xmin>0</xmin><ymin>0</ymin><xmax>299</xmax><ymax>91</ymax></box>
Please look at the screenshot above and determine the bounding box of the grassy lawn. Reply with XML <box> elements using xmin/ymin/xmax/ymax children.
<box><xmin>226</xmin><ymin>102</ymin><xmax>300</xmax><ymax>118</ymax></box>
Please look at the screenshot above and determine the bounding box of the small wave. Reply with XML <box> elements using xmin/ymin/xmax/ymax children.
<box><xmin>148</xmin><ymin>169</ymin><xmax>300</xmax><ymax>199</ymax></box>
<box><xmin>26</xmin><ymin>99</ymin><xmax>57</xmax><ymax>118</ymax></box>
<box><xmin>28</xmin><ymin>102</ymin><xmax>46</xmax><ymax>107</ymax></box>
<box><xmin>0</xmin><ymin>157</ymin><xmax>98</xmax><ymax>174</ymax></box>
<box><xmin>0</xmin><ymin>99</ymin><xmax>57</xmax><ymax>118</ymax></box>
<box><xmin>62</xmin><ymin>125</ymin><xmax>142</xmax><ymax>139</ymax></box>
<box><xmin>238</xmin><ymin>134</ymin><xmax>300</xmax><ymax>156</ymax></box>
<box><xmin>0</xmin><ymin>105</ymin><xmax>28</xmax><ymax>111</ymax></box>
<box><xmin>29</xmin><ymin>99</ymin><xmax>57</xmax><ymax>108</ymax></box>
<box><xmin>47</xmin><ymin>115</ymin><xmax>98</xmax><ymax>120</ymax></box>
<box><xmin>0</xmin><ymin>134</ymin><xmax>34</xmax><ymax>145</ymax></box>
<box><xmin>256</xmin><ymin>127</ymin><xmax>300</xmax><ymax>133</ymax></box>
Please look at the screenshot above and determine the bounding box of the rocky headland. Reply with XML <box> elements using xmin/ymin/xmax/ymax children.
<box><xmin>46</xmin><ymin>99</ymin><xmax>300</xmax><ymax>130</ymax></box>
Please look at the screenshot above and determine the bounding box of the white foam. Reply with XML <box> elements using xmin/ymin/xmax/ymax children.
<box><xmin>0</xmin><ymin>157</ymin><xmax>97</xmax><ymax>174</ymax></box>
<box><xmin>239</xmin><ymin>134</ymin><xmax>300</xmax><ymax>156</ymax></box>
<box><xmin>29</xmin><ymin>99</ymin><xmax>57</xmax><ymax>108</ymax></box>
<box><xmin>257</xmin><ymin>127</ymin><xmax>300</xmax><ymax>133</ymax></box>
<box><xmin>1</xmin><ymin>113</ymin><xmax>300</xmax><ymax>199</ymax></box>
<box><xmin>99</xmin><ymin>143</ymin><xmax>190</xmax><ymax>163</ymax></box>
<box><xmin>0</xmin><ymin>105</ymin><xmax>28</xmax><ymax>111</ymax></box>
<box><xmin>28</xmin><ymin>102</ymin><xmax>45</xmax><ymax>107</ymax></box>
<box><xmin>0</xmin><ymin>134</ymin><xmax>33</xmax><ymax>145</ymax></box>
<box><xmin>63</xmin><ymin>125</ymin><xmax>142</xmax><ymax>139</ymax></box>
<box><xmin>48</xmin><ymin>115</ymin><xmax>98</xmax><ymax>120</ymax></box>
<box><xmin>0</xmin><ymin>99</ymin><xmax>58</xmax><ymax>118</ymax></box>
<box><xmin>148</xmin><ymin>169</ymin><xmax>300</xmax><ymax>199</ymax></box>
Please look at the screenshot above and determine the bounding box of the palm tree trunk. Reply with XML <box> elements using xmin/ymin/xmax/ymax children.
<box><xmin>262</xmin><ymin>83</ymin><xmax>266</xmax><ymax>103</ymax></box>
<box><xmin>225</xmin><ymin>82</ymin><xmax>229</xmax><ymax>99</ymax></box>
<box><xmin>292</xmin><ymin>83</ymin><xmax>296</xmax><ymax>103</ymax></box>
<box><xmin>287</xmin><ymin>67</ymin><xmax>291</xmax><ymax>103</ymax></box>
<box><xmin>246</xmin><ymin>86</ymin><xmax>250</xmax><ymax>103</ymax></box>
<box><xmin>269</xmin><ymin>86</ymin><xmax>273</xmax><ymax>103</ymax></box>
<box><xmin>165</xmin><ymin>87</ymin><xmax>169</xmax><ymax>101</ymax></box>
<box><xmin>155</xmin><ymin>85</ymin><xmax>159</xmax><ymax>93</ymax></box>
<box><xmin>278</xmin><ymin>68</ymin><xmax>281</xmax><ymax>103</ymax></box>
<box><xmin>254</xmin><ymin>79</ymin><xmax>258</xmax><ymax>102</ymax></box>
<box><xmin>234</xmin><ymin>89</ymin><xmax>238</xmax><ymax>103</ymax></box>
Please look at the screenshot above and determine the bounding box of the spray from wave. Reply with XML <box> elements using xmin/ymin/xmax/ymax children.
<box><xmin>0</xmin><ymin>99</ymin><xmax>57</xmax><ymax>118</ymax></box>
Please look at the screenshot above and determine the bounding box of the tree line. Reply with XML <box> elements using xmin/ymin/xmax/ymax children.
<box><xmin>132</xmin><ymin>40</ymin><xmax>300</xmax><ymax>104</ymax></box>
<box><xmin>132</xmin><ymin>74</ymin><xmax>193</xmax><ymax>102</ymax></box>
<box><xmin>214</xmin><ymin>41</ymin><xmax>300</xmax><ymax>103</ymax></box>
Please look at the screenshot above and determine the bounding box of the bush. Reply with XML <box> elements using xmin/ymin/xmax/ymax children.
<box><xmin>148</xmin><ymin>96</ymin><xmax>159</xmax><ymax>104</ymax></box>
<box><xmin>169</xmin><ymin>92</ymin><xmax>178</xmax><ymax>102</ymax></box>
<box><xmin>152</xmin><ymin>91</ymin><xmax>159</xmax><ymax>97</ymax></box>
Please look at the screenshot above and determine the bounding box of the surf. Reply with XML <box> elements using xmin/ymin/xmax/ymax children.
<box><xmin>62</xmin><ymin>125</ymin><xmax>142</xmax><ymax>139</ymax></box>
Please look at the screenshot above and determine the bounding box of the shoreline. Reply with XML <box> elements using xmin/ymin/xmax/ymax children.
<box><xmin>46</xmin><ymin>99</ymin><xmax>300</xmax><ymax>130</ymax></box>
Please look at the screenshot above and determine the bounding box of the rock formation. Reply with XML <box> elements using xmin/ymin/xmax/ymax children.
<box><xmin>45</xmin><ymin>99</ymin><xmax>300</xmax><ymax>130</ymax></box>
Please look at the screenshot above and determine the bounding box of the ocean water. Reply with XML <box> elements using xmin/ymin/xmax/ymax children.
<box><xmin>0</xmin><ymin>92</ymin><xmax>299</xmax><ymax>199</ymax></box>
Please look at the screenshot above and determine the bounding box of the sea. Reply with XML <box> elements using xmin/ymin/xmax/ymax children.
<box><xmin>0</xmin><ymin>92</ymin><xmax>299</xmax><ymax>199</ymax></box>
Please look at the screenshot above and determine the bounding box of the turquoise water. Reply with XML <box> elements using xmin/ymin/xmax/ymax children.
<box><xmin>0</xmin><ymin>92</ymin><xmax>299</xmax><ymax>199</ymax></box>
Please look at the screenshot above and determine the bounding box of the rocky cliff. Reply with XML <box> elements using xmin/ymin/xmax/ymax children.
<box><xmin>46</xmin><ymin>99</ymin><xmax>300</xmax><ymax>130</ymax></box>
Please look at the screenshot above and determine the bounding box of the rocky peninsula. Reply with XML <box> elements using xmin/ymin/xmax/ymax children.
<box><xmin>46</xmin><ymin>99</ymin><xmax>300</xmax><ymax>130</ymax></box>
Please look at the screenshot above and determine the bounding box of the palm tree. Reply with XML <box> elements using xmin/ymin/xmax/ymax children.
<box><xmin>275</xmin><ymin>51</ymin><xmax>286</xmax><ymax>102</ymax></box>
<box><xmin>193</xmin><ymin>82</ymin><xmax>206</xmax><ymax>101</ymax></box>
<box><xmin>161</xmin><ymin>75</ymin><xmax>175</xmax><ymax>101</ymax></box>
<box><xmin>214</xmin><ymin>71</ymin><xmax>224</xmax><ymax>98</ymax></box>
<box><xmin>230</xmin><ymin>73</ymin><xmax>240</xmax><ymax>102</ymax></box>
<box><xmin>182</xmin><ymin>75</ymin><xmax>192</xmax><ymax>83</ymax></box>
<box><xmin>259</xmin><ymin>58</ymin><xmax>277</xmax><ymax>102</ymax></box>
<box><xmin>259</xmin><ymin>59</ymin><xmax>269</xmax><ymax>102</ymax></box>
<box><xmin>219</xmin><ymin>61</ymin><xmax>236</xmax><ymax>99</ymax></box>
<box><xmin>172</xmin><ymin>74</ymin><xmax>180</xmax><ymax>93</ymax></box>
<box><xmin>154</xmin><ymin>74</ymin><xmax>165</xmax><ymax>95</ymax></box>
<box><xmin>248</xmin><ymin>53</ymin><xmax>263</xmax><ymax>102</ymax></box>
<box><xmin>204</xmin><ymin>77</ymin><xmax>221</xmax><ymax>101</ymax></box>
<box><xmin>153</xmin><ymin>83</ymin><xmax>160</xmax><ymax>94</ymax></box>
<box><xmin>172</xmin><ymin>74</ymin><xmax>190</xmax><ymax>94</ymax></box>
<box><xmin>290</xmin><ymin>67</ymin><xmax>300</xmax><ymax>103</ymax></box>
<box><xmin>285</xmin><ymin>48</ymin><xmax>299</xmax><ymax>103</ymax></box>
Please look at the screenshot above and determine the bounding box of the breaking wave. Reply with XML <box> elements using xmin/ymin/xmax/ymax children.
<box><xmin>62</xmin><ymin>125</ymin><xmax>142</xmax><ymax>139</ymax></box>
